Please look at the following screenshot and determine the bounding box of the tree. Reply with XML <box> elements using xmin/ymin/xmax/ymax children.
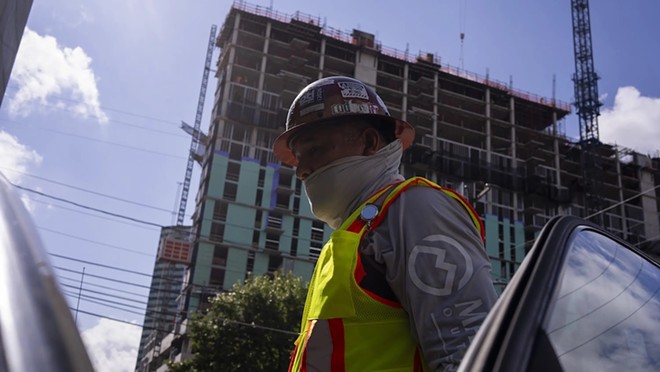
<box><xmin>168</xmin><ymin>272</ymin><xmax>307</xmax><ymax>372</ymax></box>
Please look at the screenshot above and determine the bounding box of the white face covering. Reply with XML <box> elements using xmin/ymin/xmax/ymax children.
<box><xmin>302</xmin><ymin>139</ymin><xmax>404</xmax><ymax>229</ymax></box>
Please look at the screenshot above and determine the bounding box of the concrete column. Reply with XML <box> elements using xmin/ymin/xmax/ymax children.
<box><xmin>353</xmin><ymin>50</ymin><xmax>378</xmax><ymax>86</ymax></box>
<box><xmin>552</xmin><ymin>111</ymin><xmax>561</xmax><ymax>189</ymax></box>
<box><xmin>430</xmin><ymin>71</ymin><xmax>439</xmax><ymax>183</ymax></box>
<box><xmin>248</xmin><ymin>21</ymin><xmax>272</xmax><ymax>159</ymax></box>
<box><xmin>509</xmin><ymin>96</ymin><xmax>517</xmax><ymax>219</ymax></box>
<box><xmin>485</xmin><ymin>88</ymin><xmax>492</xmax><ymax>162</ymax></box>
<box><xmin>509</xmin><ymin>96</ymin><xmax>516</xmax><ymax>160</ymax></box>
<box><xmin>218</xmin><ymin>13</ymin><xmax>241</xmax><ymax>137</ymax></box>
<box><xmin>318</xmin><ymin>39</ymin><xmax>326</xmax><ymax>79</ymax></box>
<box><xmin>615</xmin><ymin>146</ymin><xmax>628</xmax><ymax>239</ymax></box>
<box><xmin>257</xmin><ymin>22</ymin><xmax>271</xmax><ymax>101</ymax></box>
<box><xmin>432</xmin><ymin>72</ymin><xmax>439</xmax><ymax>152</ymax></box>
<box><xmin>484</xmin><ymin>88</ymin><xmax>495</xmax><ymax>218</ymax></box>
<box><xmin>402</xmin><ymin>64</ymin><xmax>409</xmax><ymax>121</ymax></box>
<box><xmin>639</xmin><ymin>162</ymin><xmax>660</xmax><ymax>240</ymax></box>
<box><xmin>552</xmin><ymin>112</ymin><xmax>568</xmax><ymax>215</ymax></box>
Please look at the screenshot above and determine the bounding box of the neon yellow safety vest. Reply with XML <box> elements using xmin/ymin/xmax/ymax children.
<box><xmin>289</xmin><ymin>177</ymin><xmax>484</xmax><ymax>372</ymax></box>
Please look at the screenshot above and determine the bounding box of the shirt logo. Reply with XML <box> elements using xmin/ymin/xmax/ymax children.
<box><xmin>408</xmin><ymin>235</ymin><xmax>474</xmax><ymax>296</ymax></box>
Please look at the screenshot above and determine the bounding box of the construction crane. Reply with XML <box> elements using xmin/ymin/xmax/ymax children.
<box><xmin>176</xmin><ymin>24</ymin><xmax>217</xmax><ymax>226</ymax></box>
<box><xmin>146</xmin><ymin>25</ymin><xmax>217</xmax><ymax>371</ymax></box>
<box><xmin>570</xmin><ymin>0</ymin><xmax>604</xmax><ymax>224</ymax></box>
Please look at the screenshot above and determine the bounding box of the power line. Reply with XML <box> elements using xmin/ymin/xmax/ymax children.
<box><xmin>70</xmin><ymin>305</ymin><xmax>298</xmax><ymax>337</ymax></box>
<box><xmin>3</xmin><ymin>83</ymin><xmax>186</xmax><ymax>128</ymax></box>
<box><xmin>59</xmin><ymin>275</ymin><xmax>148</xmax><ymax>299</ymax></box>
<box><xmin>9</xmin><ymin>181</ymin><xmax>164</xmax><ymax>227</ymax></box>
<box><xmin>63</xmin><ymin>290</ymin><xmax>147</xmax><ymax>313</ymax></box>
<box><xmin>69</xmin><ymin>308</ymin><xmax>173</xmax><ymax>334</ymax></box>
<box><xmin>61</xmin><ymin>283</ymin><xmax>149</xmax><ymax>306</ymax></box>
<box><xmin>54</xmin><ymin>266</ymin><xmax>153</xmax><ymax>290</ymax></box>
<box><xmin>52</xmin><ymin>251</ymin><xmax>251</xmax><ymax>289</ymax></box>
<box><xmin>65</xmin><ymin>293</ymin><xmax>147</xmax><ymax>317</ymax></box>
<box><xmin>51</xmin><ymin>253</ymin><xmax>154</xmax><ymax>278</ymax></box>
<box><xmin>585</xmin><ymin>184</ymin><xmax>660</xmax><ymax>221</ymax></box>
<box><xmin>0</xmin><ymin>118</ymin><xmax>187</xmax><ymax>160</ymax></box>
<box><xmin>28</xmin><ymin>198</ymin><xmax>160</xmax><ymax>232</ymax></box>
<box><xmin>39</xmin><ymin>226</ymin><xmax>154</xmax><ymax>257</ymax></box>
<box><xmin>0</xmin><ymin>166</ymin><xmax>175</xmax><ymax>214</ymax></box>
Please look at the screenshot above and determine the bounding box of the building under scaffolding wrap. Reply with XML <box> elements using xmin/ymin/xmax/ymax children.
<box><xmin>137</xmin><ymin>1</ymin><xmax>660</xmax><ymax>369</ymax></box>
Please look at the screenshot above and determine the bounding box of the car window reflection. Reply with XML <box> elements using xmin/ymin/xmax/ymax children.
<box><xmin>543</xmin><ymin>229</ymin><xmax>660</xmax><ymax>371</ymax></box>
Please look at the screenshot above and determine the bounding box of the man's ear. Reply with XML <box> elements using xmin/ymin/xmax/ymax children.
<box><xmin>362</xmin><ymin>127</ymin><xmax>381</xmax><ymax>156</ymax></box>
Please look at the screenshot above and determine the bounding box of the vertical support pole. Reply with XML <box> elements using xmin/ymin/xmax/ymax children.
<box><xmin>75</xmin><ymin>267</ymin><xmax>85</xmax><ymax>324</ymax></box>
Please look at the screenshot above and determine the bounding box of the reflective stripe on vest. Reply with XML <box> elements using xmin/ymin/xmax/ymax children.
<box><xmin>289</xmin><ymin>177</ymin><xmax>483</xmax><ymax>371</ymax></box>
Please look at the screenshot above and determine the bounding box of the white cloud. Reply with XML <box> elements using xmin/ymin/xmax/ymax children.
<box><xmin>0</xmin><ymin>130</ymin><xmax>42</xmax><ymax>184</ymax></box>
<box><xmin>8</xmin><ymin>28</ymin><xmax>108</xmax><ymax>123</ymax></box>
<box><xmin>600</xmin><ymin>86</ymin><xmax>660</xmax><ymax>156</ymax></box>
<box><xmin>81</xmin><ymin>318</ymin><xmax>141</xmax><ymax>372</ymax></box>
<box><xmin>0</xmin><ymin>131</ymin><xmax>42</xmax><ymax>211</ymax></box>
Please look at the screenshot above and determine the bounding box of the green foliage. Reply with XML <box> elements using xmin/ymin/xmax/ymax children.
<box><xmin>168</xmin><ymin>272</ymin><xmax>307</xmax><ymax>372</ymax></box>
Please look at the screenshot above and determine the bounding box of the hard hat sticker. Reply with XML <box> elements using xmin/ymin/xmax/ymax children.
<box><xmin>300</xmin><ymin>103</ymin><xmax>325</xmax><ymax>116</ymax></box>
<box><xmin>331</xmin><ymin>101</ymin><xmax>380</xmax><ymax>115</ymax></box>
<box><xmin>298</xmin><ymin>88</ymin><xmax>324</xmax><ymax>108</ymax></box>
<box><xmin>338</xmin><ymin>81</ymin><xmax>369</xmax><ymax>100</ymax></box>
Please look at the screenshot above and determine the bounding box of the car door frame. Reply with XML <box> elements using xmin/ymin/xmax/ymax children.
<box><xmin>459</xmin><ymin>215</ymin><xmax>659</xmax><ymax>371</ymax></box>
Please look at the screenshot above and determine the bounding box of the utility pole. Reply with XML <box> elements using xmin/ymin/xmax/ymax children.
<box><xmin>74</xmin><ymin>267</ymin><xmax>85</xmax><ymax>324</ymax></box>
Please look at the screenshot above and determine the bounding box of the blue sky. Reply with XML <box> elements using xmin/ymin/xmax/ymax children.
<box><xmin>2</xmin><ymin>1</ymin><xmax>659</xmax><ymax>370</ymax></box>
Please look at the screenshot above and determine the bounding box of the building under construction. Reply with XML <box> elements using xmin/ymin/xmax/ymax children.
<box><xmin>135</xmin><ymin>226</ymin><xmax>191</xmax><ymax>371</ymax></box>
<box><xmin>136</xmin><ymin>1</ymin><xmax>660</xmax><ymax>369</ymax></box>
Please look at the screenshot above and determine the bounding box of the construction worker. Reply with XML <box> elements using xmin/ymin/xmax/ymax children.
<box><xmin>273</xmin><ymin>76</ymin><xmax>498</xmax><ymax>371</ymax></box>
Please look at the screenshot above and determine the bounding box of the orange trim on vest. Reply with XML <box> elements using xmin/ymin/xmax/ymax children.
<box><xmin>372</xmin><ymin>178</ymin><xmax>484</xmax><ymax>242</ymax></box>
<box><xmin>355</xmin><ymin>250</ymin><xmax>402</xmax><ymax>307</ymax></box>
<box><xmin>354</xmin><ymin>253</ymin><xmax>366</xmax><ymax>283</ymax></box>
<box><xmin>413</xmin><ymin>348</ymin><xmax>423</xmax><ymax>372</ymax></box>
<box><xmin>351</xmin><ymin>177</ymin><xmax>484</xmax><ymax>309</ymax></box>
<box><xmin>329</xmin><ymin>319</ymin><xmax>346</xmax><ymax>372</ymax></box>
<box><xmin>346</xmin><ymin>181</ymin><xmax>403</xmax><ymax>233</ymax></box>
<box><xmin>300</xmin><ymin>321</ymin><xmax>315</xmax><ymax>372</ymax></box>
<box><xmin>444</xmin><ymin>186</ymin><xmax>485</xmax><ymax>242</ymax></box>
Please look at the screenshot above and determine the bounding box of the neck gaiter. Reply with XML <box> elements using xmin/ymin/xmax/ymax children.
<box><xmin>303</xmin><ymin>140</ymin><xmax>404</xmax><ymax>229</ymax></box>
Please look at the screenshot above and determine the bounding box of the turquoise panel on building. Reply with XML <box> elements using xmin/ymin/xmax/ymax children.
<box><xmin>188</xmin><ymin>296</ymin><xmax>200</xmax><ymax>313</ymax></box>
<box><xmin>503</xmin><ymin>218</ymin><xmax>511</xmax><ymax>262</ymax></box>
<box><xmin>252</xmin><ymin>252</ymin><xmax>269</xmax><ymax>276</ymax></box>
<box><xmin>299</xmin><ymin>185</ymin><xmax>314</xmax><ymax>218</ymax></box>
<box><xmin>515</xmin><ymin>221</ymin><xmax>525</xmax><ymax>267</ymax></box>
<box><xmin>293</xmin><ymin>260</ymin><xmax>315</xmax><ymax>280</ymax></box>
<box><xmin>207</xmin><ymin>152</ymin><xmax>228</xmax><ymax>198</ymax></box>
<box><xmin>237</xmin><ymin>158</ymin><xmax>259</xmax><ymax>204</ymax></box>
<box><xmin>224</xmin><ymin>247</ymin><xmax>248</xmax><ymax>290</ymax></box>
<box><xmin>193</xmin><ymin>242</ymin><xmax>214</xmax><ymax>285</ymax></box>
<box><xmin>484</xmin><ymin>214</ymin><xmax>502</xmax><ymax>279</ymax></box>
<box><xmin>280</xmin><ymin>215</ymin><xmax>293</xmax><ymax>255</ymax></box>
<box><xmin>323</xmin><ymin>225</ymin><xmax>332</xmax><ymax>241</ymax></box>
<box><xmin>297</xmin><ymin>219</ymin><xmax>313</xmax><ymax>259</ymax></box>
<box><xmin>263</xmin><ymin>165</ymin><xmax>276</xmax><ymax>208</ymax></box>
<box><xmin>225</xmin><ymin>204</ymin><xmax>255</xmax><ymax>243</ymax></box>
<box><xmin>199</xmin><ymin>200</ymin><xmax>214</xmax><ymax>241</ymax></box>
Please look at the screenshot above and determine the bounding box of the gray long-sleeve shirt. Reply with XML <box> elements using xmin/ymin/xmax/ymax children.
<box><xmin>356</xmin><ymin>181</ymin><xmax>498</xmax><ymax>371</ymax></box>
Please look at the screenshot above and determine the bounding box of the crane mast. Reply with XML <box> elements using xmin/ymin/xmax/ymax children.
<box><xmin>176</xmin><ymin>25</ymin><xmax>217</xmax><ymax>226</ymax></box>
<box><xmin>571</xmin><ymin>0</ymin><xmax>603</xmax><ymax>223</ymax></box>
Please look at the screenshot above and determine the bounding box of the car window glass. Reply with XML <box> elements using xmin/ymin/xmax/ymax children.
<box><xmin>543</xmin><ymin>229</ymin><xmax>660</xmax><ymax>371</ymax></box>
